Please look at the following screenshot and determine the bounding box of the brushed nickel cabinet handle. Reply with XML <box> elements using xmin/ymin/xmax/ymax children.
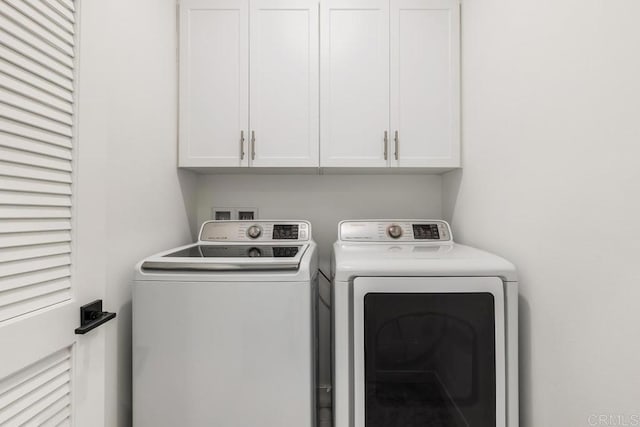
<box><xmin>394</xmin><ymin>130</ymin><xmax>399</xmax><ymax>160</ymax></box>
<box><xmin>384</xmin><ymin>131</ymin><xmax>388</xmax><ymax>160</ymax></box>
<box><xmin>240</xmin><ymin>130</ymin><xmax>245</xmax><ymax>160</ymax></box>
<box><xmin>251</xmin><ymin>130</ymin><xmax>256</xmax><ymax>160</ymax></box>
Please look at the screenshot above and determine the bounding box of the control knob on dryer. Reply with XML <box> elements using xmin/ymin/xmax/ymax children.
<box><xmin>387</xmin><ymin>224</ymin><xmax>403</xmax><ymax>239</ymax></box>
<box><xmin>247</xmin><ymin>225</ymin><xmax>262</xmax><ymax>239</ymax></box>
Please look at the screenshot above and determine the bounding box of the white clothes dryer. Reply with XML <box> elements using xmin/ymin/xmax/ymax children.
<box><xmin>331</xmin><ymin>220</ymin><xmax>518</xmax><ymax>427</ymax></box>
<box><xmin>133</xmin><ymin>220</ymin><xmax>318</xmax><ymax>427</ymax></box>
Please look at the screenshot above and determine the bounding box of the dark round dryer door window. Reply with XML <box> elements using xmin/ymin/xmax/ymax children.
<box><xmin>364</xmin><ymin>293</ymin><xmax>496</xmax><ymax>427</ymax></box>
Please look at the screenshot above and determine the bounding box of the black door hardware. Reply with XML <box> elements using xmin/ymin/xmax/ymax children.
<box><xmin>74</xmin><ymin>299</ymin><xmax>116</xmax><ymax>335</ymax></box>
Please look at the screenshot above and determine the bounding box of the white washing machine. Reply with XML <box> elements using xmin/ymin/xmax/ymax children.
<box><xmin>133</xmin><ymin>220</ymin><xmax>318</xmax><ymax>427</ymax></box>
<box><xmin>331</xmin><ymin>220</ymin><xmax>518</xmax><ymax>427</ymax></box>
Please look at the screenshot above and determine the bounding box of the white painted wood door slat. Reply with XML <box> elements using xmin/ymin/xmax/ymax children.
<box><xmin>4</xmin><ymin>0</ymin><xmax>75</xmax><ymax>46</ymax></box>
<box><xmin>0</xmin><ymin>58</ymin><xmax>73</xmax><ymax>105</ymax></box>
<box><xmin>0</xmin><ymin>103</ymin><xmax>72</xmax><ymax>137</ymax></box>
<box><xmin>0</xmin><ymin>86</ymin><xmax>72</xmax><ymax>126</ymax></box>
<box><xmin>0</xmin><ymin>3</ymin><xmax>74</xmax><ymax>57</ymax></box>
<box><xmin>0</xmin><ymin>175</ymin><xmax>72</xmax><ymax>195</ymax></box>
<box><xmin>0</xmin><ymin>190</ymin><xmax>71</xmax><ymax>207</ymax></box>
<box><xmin>55</xmin><ymin>0</ymin><xmax>74</xmax><ymax>13</ymax></box>
<box><xmin>0</xmin><ymin>161</ymin><xmax>72</xmax><ymax>183</ymax></box>
<box><xmin>0</xmin><ymin>374</ymin><xmax>70</xmax><ymax>424</ymax></box>
<box><xmin>0</xmin><ymin>277</ymin><xmax>70</xmax><ymax>309</ymax></box>
<box><xmin>23</xmin><ymin>393</ymin><xmax>71</xmax><ymax>425</ymax></box>
<box><xmin>0</xmin><ymin>348</ymin><xmax>72</xmax><ymax>424</ymax></box>
<box><xmin>0</xmin><ymin>45</ymin><xmax>73</xmax><ymax>92</ymax></box>
<box><xmin>0</xmin><ymin>72</ymin><xmax>73</xmax><ymax>114</ymax></box>
<box><xmin>0</xmin><ymin>118</ymin><xmax>72</xmax><ymax>148</ymax></box>
<box><xmin>0</xmin><ymin>242</ymin><xmax>71</xmax><ymax>264</ymax></box>
<box><xmin>0</xmin><ymin>254</ymin><xmax>71</xmax><ymax>279</ymax></box>
<box><xmin>40</xmin><ymin>0</ymin><xmax>74</xmax><ymax>23</ymax></box>
<box><xmin>0</xmin><ymin>17</ymin><xmax>73</xmax><ymax>72</ymax></box>
<box><xmin>23</xmin><ymin>0</ymin><xmax>74</xmax><ymax>35</ymax></box>
<box><xmin>0</xmin><ymin>230</ymin><xmax>71</xmax><ymax>249</ymax></box>
<box><xmin>0</xmin><ymin>206</ymin><xmax>71</xmax><ymax>220</ymax></box>
<box><xmin>0</xmin><ymin>219</ymin><xmax>71</xmax><ymax>234</ymax></box>
<box><xmin>0</xmin><ymin>132</ymin><xmax>72</xmax><ymax>159</ymax></box>
<box><xmin>0</xmin><ymin>287</ymin><xmax>70</xmax><ymax>325</ymax></box>
<box><xmin>0</xmin><ymin>266</ymin><xmax>70</xmax><ymax>292</ymax></box>
<box><xmin>40</xmin><ymin>403</ymin><xmax>71</xmax><ymax>427</ymax></box>
<box><xmin>0</xmin><ymin>145</ymin><xmax>73</xmax><ymax>171</ymax></box>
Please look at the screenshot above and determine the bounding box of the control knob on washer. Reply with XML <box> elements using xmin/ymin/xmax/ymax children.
<box><xmin>247</xmin><ymin>247</ymin><xmax>262</xmax><ymax>257</ymax></box>
<box><xmin>387</xmin><ymin>224</ymin><xmax>403</xmax><ymax>239</ymax></box>
<box><xmin>247</xmin><ymin>225</ymin><xmax>262</xmax><ymax>239</ymax></box>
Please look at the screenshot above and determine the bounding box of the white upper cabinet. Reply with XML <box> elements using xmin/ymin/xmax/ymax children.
<box><xmin>250</xmin><ymin>0</ymin><xmax>319</xmax><ymax>167</ymax></box>
<box><xmin>319</xmin><ymin>0</ymin><xmax>460</xmax><ymax>168</ymax></box>
<box><xmin>320</xmin><ymin>0</ymin><xmax>390</xmax><ymax>167</ymax></box>
<box><xmin>390</xmin><ymin>0</ymin><xmax>460</xmax><ymax>167</ymax></box>
<box><xmin>178</xmin><ymin>0</ymin><xmax>460</xmax><ymax>170</ymax></box>
<box><xmin>179</xmin><ymin>0</ymin><xmax>318</xmax><ymax>168</ymax></box>
<box><xmin>179</xmin><ymin>0</ymin><xmax>249</xmax><ymax>167</ymax></box>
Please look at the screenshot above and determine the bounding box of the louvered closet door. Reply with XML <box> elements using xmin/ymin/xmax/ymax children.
<box><xmin>0</xmin><ymin>0</ymin><xmax>99</xmax><ymax>425</ymax></box>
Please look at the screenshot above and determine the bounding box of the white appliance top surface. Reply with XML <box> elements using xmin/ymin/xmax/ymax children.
<box><xmin>136</xmin><ymin>220</ymin><xmax>317</xmax><ymax>280</ymax></box>
<box><xmin>333</xmin><ymin>220</ymin><xmax>517</xmax><ymax>282</ymax></box>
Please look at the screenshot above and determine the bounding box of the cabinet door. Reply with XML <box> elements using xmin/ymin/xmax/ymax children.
<box><xmin>320</xmin><ymin>0</ymin><xmax>390</xmax><ymax>167</ymax></box>
<box><xmin>249</xmin><ymin>0</ymin><xmax>319</xmax><ymax>167</ymax></box>
<box><xmin>390</xmin><ymin>0</ymin><xmax>460</xmax><ymax>168</ymax></box>
<box><xmin>179</xmin><ymin>0</ymin><xmax>249</xmax><ymax>167</ymax></box>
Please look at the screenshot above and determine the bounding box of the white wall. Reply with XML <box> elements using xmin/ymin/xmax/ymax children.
<box><xmin>79</xmin><ymin>1</ymin><xmax>196</xmax><ymax>425</ymax></box>
<box><xmin>196</xmin><ymin>174</ymin><xmax>443</xmax><ymax>266</ymax></box>
<box><xmin>443</xmin><ymin>0</ymin><xmax>640</xmax><ymax>425</ymax></box>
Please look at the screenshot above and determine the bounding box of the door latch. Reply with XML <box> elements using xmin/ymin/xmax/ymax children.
<box><xmin>74</xmin><ymin>299</ymin><xmax>116</xmax><ymax>335</ymax></box>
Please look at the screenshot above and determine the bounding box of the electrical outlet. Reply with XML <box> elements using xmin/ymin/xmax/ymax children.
<box><xmin>212</xmin><ymin>208</ymin><xmax>233</xmax><ymax>221</ymax></box>
<box><xmin>237</xmin><ymin>208</ymin><xmax>258</xmax><ymax>221</ymax></box>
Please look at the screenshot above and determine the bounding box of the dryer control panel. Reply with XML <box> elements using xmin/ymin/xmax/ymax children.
<box><xmin>339</xmin><ymin>220</ymin><xmax>452</xmax><ymax>242</ymax></box>
<box><xmin>199</xmin><ymin>220</ymin><xmax>311</xmax><ymax>242</ymax></box>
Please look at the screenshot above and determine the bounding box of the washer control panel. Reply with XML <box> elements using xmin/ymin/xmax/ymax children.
<box><xmin>339</xmin><ymin>220</ymin><xmax>452</xmax><ymax>242</ymax></box>
<box><xmin>199</xmin><ymin>221</ymin><xmax>311</xmax><ymax>242</ymax></box>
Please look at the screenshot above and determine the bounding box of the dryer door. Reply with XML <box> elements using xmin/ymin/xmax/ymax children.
<box><xmin>353</xmin><ymin>277</ymin><xmax>506</xmax><ymax>427</ymax></box>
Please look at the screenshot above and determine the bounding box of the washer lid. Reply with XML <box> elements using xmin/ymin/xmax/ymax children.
<box><xmin>141</xmin><ymin>243</ymin><xmax>309</xmax><ymax>272</ymax></box>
